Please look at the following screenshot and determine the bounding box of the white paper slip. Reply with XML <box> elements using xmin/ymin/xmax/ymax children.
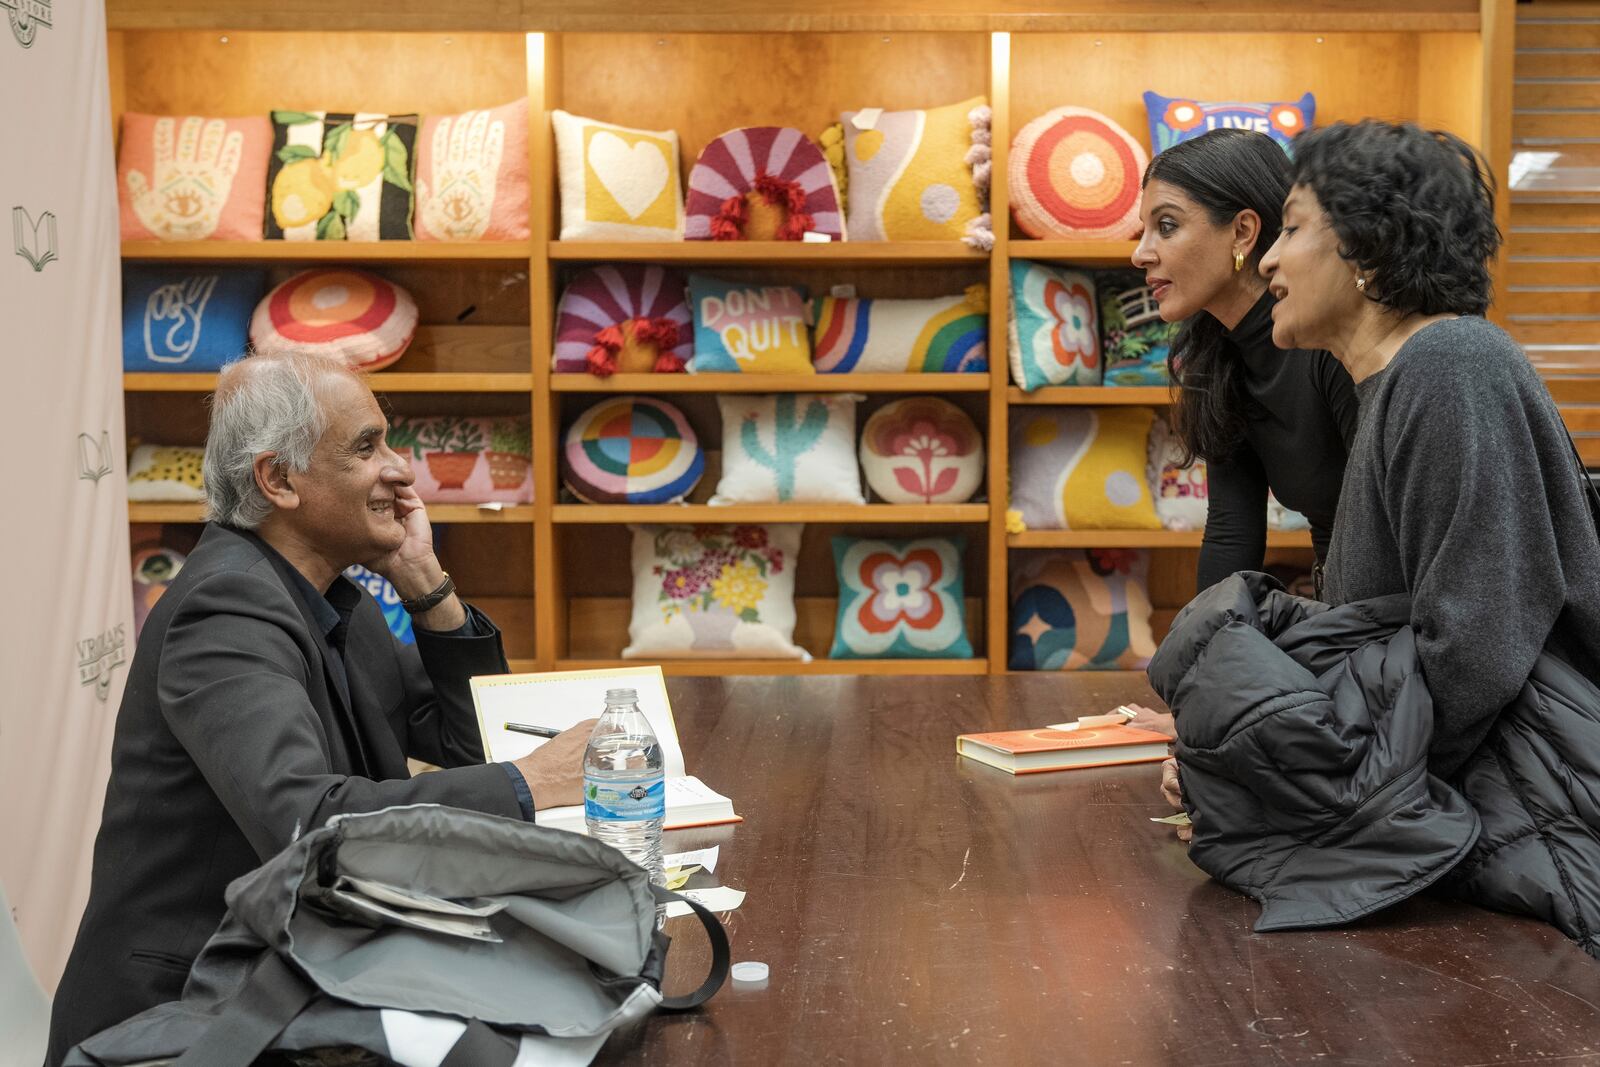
<box><xmin>663</xmin><ymin>845</ymin><xmax>720</xmax><ymax>876</ymax></box>
<box><xmin>335</xmin><ymin>875</ymin><xmax>506</xmax><ymax>918</ymax></box>
<box><xmin>329</xmin><ymin>889</ymin><xmax>502</xmax><ymax>943</ymax></box>
<box><xmin>665</xmin><ymin>886</ymin><xmax>745</xmax><ymax>919</ymax></box>
<box><xmin>535</xmin><ymin>776</ymin><xmax>740</xmax><ymax>835</ymax></box>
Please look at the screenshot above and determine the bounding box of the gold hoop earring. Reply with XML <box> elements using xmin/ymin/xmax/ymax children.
<box><xmin>1354</xmin><ymin>275</ymin><xmax>1367</xmax><ymax>292</ymax></box>
<box><xmin>1233</xmin><ymin>250</ymin><xmax>1245</xmax><ymax>273</ymax></box>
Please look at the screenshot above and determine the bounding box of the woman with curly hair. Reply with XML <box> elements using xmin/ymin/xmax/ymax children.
<box><xmin>1134</xmin><ymin>129</ymin><xmax>1357</xmax><ymax>597</ymax></box>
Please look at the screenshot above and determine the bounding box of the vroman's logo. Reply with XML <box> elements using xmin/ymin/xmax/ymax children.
<box><xmin>77</xmin><ymin>624</ymin><xmax>127</xmax><ymax>702</ymax></box>
<box><xmin>1</xmin><ymin>0</ymin><xmax>49</xmax><ymax>47</ymax></box>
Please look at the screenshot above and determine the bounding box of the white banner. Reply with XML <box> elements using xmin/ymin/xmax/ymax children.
<box><xmin>0</xmin><ymin>0</ymin><xmax>130</xmax><ymax>990</ymax></box>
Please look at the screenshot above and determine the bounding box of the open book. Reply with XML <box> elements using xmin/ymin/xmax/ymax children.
<box><xmin>469</xmin><ymin>666</ymin><xmax>740</xmax><ymax>832</ymax></box>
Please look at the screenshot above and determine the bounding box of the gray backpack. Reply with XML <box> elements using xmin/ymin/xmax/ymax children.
<box><xmin>65</xmin><ymin>804</ymin><xmax>730</xmax><ymax>1066</ymax></box>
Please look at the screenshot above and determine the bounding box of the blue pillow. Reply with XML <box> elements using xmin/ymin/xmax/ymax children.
<box><xmin>1098</xmin><ymin>273</ymin><xmax>1175</xmax><ymax>386</ymax></box>
<box><xmin>830</xmin><ymin>535</ymin><xmax>973</xmax><ymax>659</ymax></box>
<box><xmin>344</xmin><ymin>564</ymin><xmax>415</xmax><ymax>646</ymax></box>
<box><xmin>1142</xmin><ymin>91</ymin><xmax>1314</xmax><ymax>156</ymax></box>
<box><xmin>687</xmin><ymin>274</ymin><xmax>813</xmax><ymax>374</ymax></box>
<box><xmin>122</xmin><ymin>267</ymin><xmax>266</xmax><ymax>371</ymax></box>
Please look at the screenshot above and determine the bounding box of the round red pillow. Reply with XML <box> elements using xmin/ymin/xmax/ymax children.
<box><xmin>1009</xmin><ymin>107</ymin><xmax>1148</xmax><ymax>241</ymax></box>
<box><xmin>249</xmin><ymin>268</ymin><xmax>418</xmax><ymax>372</ymax></box>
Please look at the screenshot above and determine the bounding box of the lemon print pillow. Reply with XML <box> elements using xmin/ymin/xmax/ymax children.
<box><xmin>266</xmin><ymin>112</ymin><xmax>417</xmax><ymax>241</ymax></box>
<box><xmin>553</xmin><ymin>110</ymin><xmax>684</xmax><ymax>241</ymax></box>
<box><xmin>841</xmin><ymin>97</ymin><xmax>993</xmax><ymax>248</ymax></box>
<box><xmin>1008</xmin><ymin>408</ymin><xmax>1161</xmax><ymax>531</ymax></box>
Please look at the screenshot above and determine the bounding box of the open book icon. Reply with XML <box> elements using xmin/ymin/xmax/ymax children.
<box><xmin>78</xmin><ymin>431</ymin><xmax>112</xmax><ymax>483</ymax></box>
<box><xmin>13</xmin><ymin>207</ymin><xmax>58</xmax><ymax>272</ymax></box>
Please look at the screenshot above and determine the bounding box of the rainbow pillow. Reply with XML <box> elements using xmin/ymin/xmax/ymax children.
<box><xmin>552</xmin><ymin>264</ymin><xmax>692</xmax><ymax>375</ymax></box>
<box><xmin>811</xmin><ymin>286</ymin><xmax>987</xmax><ymax>373</ymax></box>
<box><xmin>685</xmin><ymin>127</ymin><xmax>844</xmax><ymax>241</ymax></box>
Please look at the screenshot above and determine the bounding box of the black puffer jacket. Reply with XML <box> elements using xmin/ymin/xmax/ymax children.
<box><xmin>1148</xmin><ymin>572</ymin><xmax>1600</xmax><ymax>958</ymax></box>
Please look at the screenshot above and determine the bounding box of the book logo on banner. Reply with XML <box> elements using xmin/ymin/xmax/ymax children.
<box><xmin>12</xmin><ymin>206</ymin><xmax>58</xmax><ymax>271</ymax></box>
<box><xmin>78</xmin><ymin>430</ymin><xmax>113</xmax><ymax>483</ymax></box>
<box><xmin>0</xmin><ymin>0</ymin><xmax>49</xmax><ymax>47</ymax></box>
<box><xmin>77</xmin><ymin>624</ymin><xmax>127</xmax><ymax>702</ymax></box>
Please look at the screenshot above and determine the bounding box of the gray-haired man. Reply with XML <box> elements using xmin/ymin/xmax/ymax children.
<box><xmin>47</xmin><ymin>352</ymin><xmax>593</xmax><ymax>1064</ymax></box>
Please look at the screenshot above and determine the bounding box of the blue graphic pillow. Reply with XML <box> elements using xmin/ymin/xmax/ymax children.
<box><xmin>344</xmin><ymin>564</ymin><xmax>414</xmax><ymax>645</ymax></box>
<box><xmin>687</xmin><ymin>275</ymin><xmax>813</xmax><ymax>374</ymax></box>
<box><xmin>1143</xmin><ymin>91</ymin><xmax>1314</xmax><ymax>156</ymax></box>
<box><xmin>1098</xmin><ymin>273</ymin><xmax>1175</xmax><ymax>386</ymax></box>
<box><xmin>122</xmin><ymin>267</ymin><xmax>267</xmax><ymax>371</ymax></box>
<box><xmin>830</xmin><ymin>536</ymin><xmax>973</xmax><ymax>660</ymax></box>
<box><xmin>1008</xmin><ymin>260</ymin><xmax>1101</xmax><ymax>391</ymax></box>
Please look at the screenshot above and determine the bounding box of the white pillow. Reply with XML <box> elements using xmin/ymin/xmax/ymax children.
<box><xmin>859</xmin><ymin>397</ymin><xmax>983</xmax><ymax>504</ymax></box>
<box><xmin>622</xmin><ymin>524</ymin><xmax>809</xmax><ymax>660</ymax></box>
<box><xmin>127</xmin><ymin>444</ymin><xmax>205</xmax><ymax>502</ymax></box>
<box><xmin>1146</xmin><ymin>416</ymin><xmax>1208</xmax><ymax>532</ymax></box>
<box><xmin>552</xmin><ymin>110</ymin><xmax>684</xmax><ymax>241</ymax></box>
<box><xmin>711</xmin><ymin>394</ymin><xmax>864</xmax><ymax>505</ymax></box>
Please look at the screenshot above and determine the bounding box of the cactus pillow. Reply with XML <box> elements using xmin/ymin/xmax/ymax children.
<box><xmin>385</xmin><ymin>415</ymin><xmax>533</xmax><ymax>505</ymax></box>
<box><xmin>552</xmin><ymin>110</ymin><xmax>684</xmax><ymax>241</ymax></box>
<box><xmin>127</xmin><ymin>444</ymin><xmax>206</xmax><ymax>502</ymax></box>
<box><xmin>811</xmin><ymin>286</ymin><xmax>989</xmax><ymax>373</ymax></box>
<box><xmin>689</xmin><ymin>276</ymin><xmax>813</xmax><ymax>374</ymax></box>
<box><xmin>265</xmin><ymin>111</ymin><xmax>418</xmax><ymax>240</ymax></box>
<box><xmin>711</xmin><ymin>394</ymin><xmax>864</xmax><ymax>505</ymax></box>
<box><xmin>830</xmin><ymin>535</ymin><xmax>973</xmax><ymax>659</ymax></box>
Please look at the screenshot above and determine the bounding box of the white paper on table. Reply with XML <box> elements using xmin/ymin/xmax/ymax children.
<box><xmin>534</xmin><ymin>776</ymin><xmax>734</xmax><ymax>835</ymax></box>
<box><xmin>665</xmin><ymin>885</ymin><xmax>744</xmax><ymax>918</ymax></box>
<box><xmin>381</xmin><ymin>1010</ymin><xmax>608</xmax><ymax>1067</ymax></box>
<box><xmin>663</xmin><ymin>845</ymin><xmax>720</xmax><ymax>875</ymax></box>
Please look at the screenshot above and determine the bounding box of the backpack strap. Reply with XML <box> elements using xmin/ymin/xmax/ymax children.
<box><xmin>438</xmin><ymin>1019</ymin><xmax>520</xmax><ymax>1067</ymax></box>
<box><xmin>650</xmin><ymin>884</ymin><xmax>731</xmax><ymax>1011</ymax></box>
<box><xmin>172</xmin><ymin>954</ymin><xmax>316</xmax><ymax>1067</ymax></box>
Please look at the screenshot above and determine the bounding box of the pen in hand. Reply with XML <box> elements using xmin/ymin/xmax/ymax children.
<box><xmin>504</xmin><ymin>722</ymin><xmax>562</xmax><ymax>739</ymax></box>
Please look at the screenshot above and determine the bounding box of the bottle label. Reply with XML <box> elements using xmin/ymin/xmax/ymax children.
<box><xmin>585</xmin><ymin>776</ymin><xmax>666</xmax><ymax>822</ymax></box>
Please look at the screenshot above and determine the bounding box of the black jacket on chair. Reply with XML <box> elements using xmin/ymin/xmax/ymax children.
<box><xmin>1148</xmin><ymin>572</ymin><xmax>1600</xmax><ymax>959</ymax></box>
<box><xmin>47</xmin><ymin>524</ymin><xmax>526</xmax><ymax>1064</ymax></box>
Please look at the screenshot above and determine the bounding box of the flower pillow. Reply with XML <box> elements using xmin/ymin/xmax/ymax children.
<box><xmin>266</xmin><ymin>111</ymin><xmax>417</xmax><ymax>240</ymax></box>
<box><xmin>624</xmin><ymin>524</ymin><xmax>808</xmax><ymax>660</ymax></box>
<box><xmin>118</xmin><ymin>113</ymin><xmax>272</xmax><ymax>242</ymax></box>
<box><xmin>685</xmin><ymin>127</ymin><xmax>844</xmax><ymax>241</ymax></box>
<box><xmin>859</xmin><ymin>398</ymin><xmax>983</xmax><ymax>504</ymax></box>
<box><xmin>830</xmin><ymin>536</ymin><xmax>973</xmax><ymax>659</ymax></box>
<box><xmin>343</xmin><ymin>564</ymin><xmax>415</xmax><ymax>645</ymax></box>
<box><xmin>1099</xmin><ymin>274</ymin><xmax>1175</xmax><ymax>386</ymax></box>
<box><xmin>249</xmin><ymin>268</ymin><xmax>418</xmax><ymax>373</ymax></box>
<box><xmin>1148</xmin><ymin>416</ymin><xmax>1207</xmax><ymax>532</ymax></box>
<box><xmin>127</xmin><ymin>444</ymin><xmax>205</xmax><ymax>502</ymax></box>
<box><xmin>842</xmin><ymin>96</ymin><xmax>993</xmax><ymax>248</ymax></box>
<box><xmin>1009</xmin><ymin>107</ymin><xmax>1146</xmax><ymax>241</ymax></box>
<box><xmin>1009</xmin><ymin>407</ymin><xmax>1161</xmax><ymax>530</ymax></box>
<box><xmin>561</xmin><ymin>397</ymin><xmax>704</xmax><ymax>505</ymax></box>
<box><xmin>1008</xmin><ymin>260</ymin><xmax>1101</xmax><ymax>390</ymax></box>
<box><xmin>812</xmin><ymin>286</ymin><xmax>988</xmax><ymax>373</ymax></box>
<box><xmin>414</xmin><ymin>97</ymin><xmax>530</xmax><ymax>242</ymax></box>
<box><xmin>553</xmin><ymin>264</ymin><xmax>692</xmax><ymax>376</ymax></box>
<box><xmin>689</xmin><ymin>276</ymin><xmax>812</xmax><ymax>374</ymax></box>
<box><xmin>122</xmin><ymin>267</ymin><xmax>267</xmax><ymax>371</ymax></box>
<box><xmin>552</xmin><ymin>110</ymin><xmax>683</xmax><ymax>241</ymax></box>
<box><xmin>1143</xmin><ymin>91</ymin><xmax>1314</xmax><ymax>155</ymax></box>
<box><xmin>712</xmin><ymin>394</ymin><xmax>863</xmax><ymax>505</ymax></box>
<box><xmin>385</xmin><ymin>415</ymin><xmax>532</xmax><ymax>505</ymax></box>
<box><xmin>1008</xmin><ymin>549</ymin><xmax>1157</xmax><ymax>671</ymax></box>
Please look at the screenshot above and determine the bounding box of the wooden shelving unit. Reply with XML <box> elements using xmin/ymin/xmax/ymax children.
<box><xmin>108</xmin><ymin>5</ymin><xmax>1512</xmax><ymax>676</ymax></box>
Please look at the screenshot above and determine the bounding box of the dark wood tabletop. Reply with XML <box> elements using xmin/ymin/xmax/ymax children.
<box><xmin>597</xmin><ymin>674</ymin><xmax>1600</xmax><ymax>1066</ymax></box>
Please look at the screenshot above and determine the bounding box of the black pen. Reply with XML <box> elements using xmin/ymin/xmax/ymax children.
<box><xmin>504</xmin><ymin>722</ymin><xmax>562</xmax><ymax>738</ymax></box>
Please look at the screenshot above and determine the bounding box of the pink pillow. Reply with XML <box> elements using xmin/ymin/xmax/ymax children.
<box><xmin>388</xmin><ymin>415</ymin><xmax>533</xmax><ymax>505</ymax></box>
<box><xmin>414</xmin><ymin>98</ymin><xmax>530</xmax><ymax>242</ymax></box>
<box><xmin>118</xmin><ymin>113</ymin><xmax>271</xmax><ymax>241</ymax></box>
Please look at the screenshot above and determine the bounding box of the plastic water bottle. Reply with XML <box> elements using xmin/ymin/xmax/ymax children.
<box><xmin>583</xmin><ymin>688</ymin><xmax>665</xmax><ymax>887</ymax></box>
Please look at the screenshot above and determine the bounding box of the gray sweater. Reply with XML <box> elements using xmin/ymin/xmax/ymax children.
<box><xmin>1323</xmin><ymin>316</ymin><xmax>1600</xmax><ymax>778</ymax></box>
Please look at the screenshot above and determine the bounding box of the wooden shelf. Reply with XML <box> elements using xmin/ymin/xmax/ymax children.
<box><xmin>1008</xmin><ymin>529</ymin><xmax>1314</xmax><ymax>549</ymax></box>
<box><xmin>1009</xmin><ymin>386</ymin><xmax>1172</xmax><ymax>405</ymax></box>
<box><xmin>556</xmin><ymin>658</ymin><xmax>989</xmax><ymax>676</ymax></box>
<box><xmin>125</xmin><ymin>372</ymin><xmax>533</xmax><ymax>393</ymax></box>
<box><xmin>554</xmin><ymin>504</ymin><xmax>991</xmax><ymax>524</ymax></box>
<box><xmin>121</xmin><ymin>241</ymin><xmax>533</xmax><ymax>263</ymax></box>
<box><xmin>129</xmin><ymin>503</ymin><xmax>535</xmax><ymax>524</ymax></box>
<box><xmin>1010</xmin><ymin>240</ymin><xmax>1139</xmax><ymax>268</ymax></box>
<box><xmin>552</xmin><ymin>373</ymin><xmax>992</xmax><ymax>393</ymax></box>
<box><xmin>548</xmin><ymin>241</ymin><xmax>986</xmax><ymax>266</ymax></box>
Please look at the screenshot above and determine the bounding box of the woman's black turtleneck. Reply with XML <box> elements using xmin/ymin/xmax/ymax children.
<box><xmin>1195</xmin><ymin>291</ymin><xmax>1358</xmax><ymax>593</ymax></box>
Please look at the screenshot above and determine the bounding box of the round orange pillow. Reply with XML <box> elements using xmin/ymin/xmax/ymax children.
<box><xmin>249</xmin><ymin>268</ymin><xmax>418</xmax><ymax>372</ymax></box>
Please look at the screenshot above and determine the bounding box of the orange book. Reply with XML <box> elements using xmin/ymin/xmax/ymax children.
<box><xmin>956</xmin><ymin>724</ymin><xmax>1171</xmax><ymax>775</ymax></box>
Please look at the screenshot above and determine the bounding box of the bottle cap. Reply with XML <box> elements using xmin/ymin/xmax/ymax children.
<box><xmin>731</xmin><ymin>961</ymin><xmax>769</xmax><ymax>983</ymax></box>
<box><xmin>604</xmin><ymin>688</ymin><xmax>638</xmax><ymax>703</ymax></box>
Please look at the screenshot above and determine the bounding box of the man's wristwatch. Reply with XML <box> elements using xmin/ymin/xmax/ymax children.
<box><xmin>400</xmin><ymin>572</ymin><xmax>455</xmax><ymax>615</ymax></box>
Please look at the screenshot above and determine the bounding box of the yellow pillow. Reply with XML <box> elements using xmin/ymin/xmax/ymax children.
<box><xmin>842</xmin><ymin>96</ymin><xmax>991</xmax><ymax>245</ymax></box>
<box><xmin>1009</xmin><ymin>407</ymin><xmax>1161</xmax><ymax>530</ymax></box>
<box><xmin>688</xmin><ymin>275</ymin><xmax>813</xmax><ymax>374</ymax></box>
<box><xmin>552</xmin><ymin>110</ymin><xmax>683</xmax><ymax>241</ymax></box>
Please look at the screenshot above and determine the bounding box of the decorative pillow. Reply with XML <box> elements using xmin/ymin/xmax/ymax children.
<box><xmin>685</xmin><ymin>127</ymin><xmax>844</xmax><ymax>242</ymax></box>
<box><xmin>560</xmin><ymin>397</ymin><xmax>704</xmax><ymax>505</ymax></box>
<box><xmin>1009</xmin><ymin>407</ymin><xmax>1161</xmax><ymax>530</ymax></box>
<box><xmin>712</xmin><ymin>394</ymin><xmax>863</xmax><ymax>505</ymax></box>
<box><xmin>552</xmin><ymin>264</ymin><xmax>692</xmax><ymax>376</ymax></box>
<box><xmin>122</xmin><ymin>267</ymin><xmax>266</xmax><ymax>371</ymax></box>
<box><xmin>414</xmin><ymin>97</ymin><xmax>530</xmax><ymax>242</ymax></box>
<box><xmin>249</xmin><ymin>268</ymin><xmax>418</xmax><ymax>372</ymax></box>
<box><xmin>118</xmin><ymin>113</ymin><xmax>272</xmax><ymax>242</ymax></box>
<box><xmin>830</xmin><ymin>536</ymin><xmax>973</xmax><ymax>659</ymax></box>
<box><xmin>1267</xmin><ymin>492</ymin><xmax>1310</xmax><ymax>531</ymax></box>
<box><xmin>859</xmin><ymin>398</ymin><xmax>983</xmax><ymax>504</ymax></box>
<box><xmin>1008</xmin><ymin>107</ymin><xmax>1147</xmax><ymax>241</ymax></box>
<box><xmin>131</xmin><ymin>540</ymin><xmax>186</xmax><ymax>640</ymax></box>
<box><xmin>1099</xmin><ymin>274</ymin><xmax>1175</xmax><ymax>386</ymax></box>
<box><xmin>265</xmin><ymin>111</ymin><xmax>417</xmax><ymax>240</ymax></box>
<box><xmin>343</xmin><ymin>563</ymin><xmax>416</xmax><ymax>645</ymax></box>
<box><xmin>818</xmin><ymin>123</ymin><xmax>848</xmax><ymax>209</ymax></box>
<box><xmin>1143</xmin><ymin>91</ymin><xmax>1314</xmax><ymax>156</ymax></box>
<box><xmin>1008</xmin><ymin>260</ymin><xmax>1101</xmax><ymax>390</ymax></box>
<box><xmin>623</xmin><ymin>524</ymin><xmax>808</xmax><ymax>660</ymax></box>
<box><xmin>385</xmin><ymin>415</ymin><xmax>532</xmax><ymax>505</ymax></box>
<box><xmin>552</xmin><ymin>110</ymin><xmax>683</xmax><ymax>241</ymax></box>
<box><xmin>1147</xmin><ymin>416</ymin><xmax>1208</xmax><ymax>532</ymax></box>
<box><xmin>1008</xmin><ymin>549</ymin><xmax>1157</xmax><ymax>671</ymax></box>
<box><xmin>812</xmin><ymin>286</ymin><xmax>988</xmax><ymax>373</ymax></box>
<box><xmin>841</xmin><ymin>97</ymin><xmax>993</xmax><ymax>248</ymax></box>
<box><xmin>688</xmin><ymin>276</ymin><xmax>812</xmax><ymax>374</ymax></box>
<box><xmin>127</xmin><ymin>444</ymin><xmax>205</xmax><ymax>502</ymax></box>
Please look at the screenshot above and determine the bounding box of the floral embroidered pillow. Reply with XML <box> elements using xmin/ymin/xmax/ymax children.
<box><xmin>1147</xmin><ymin>415</ymin><xmax>1207</xmax><ymax>532</ymax></box>
<box><xmin>624</xmin><ymin>524</ymin><xmax>808</xmax><ymax>660</ymax></box>
<box><xmin>711</xmin><ymin>394</ymin><xmax>863</xmax><ymax>505</ymax></box>
<box><xmin>1008</xmin><ymin>260</ymin><xmax>1101</xmax><ymax>390</ymax></box>
<box><xmin>830</xmin><ymin>536</ymin><xmax>973</xmax><ymax>659</ymax></box>
<box><xmin>1008</xmin><ymin>549</ymin><xmax>1156</xmax><ymax>671</ymax></box>
<box><xmin>118</xmin><ymin>113</ymin><xmax>272</xmax><ymax>241</ymax></box>
<box><xmin>385</xmin><ymin>415</ymin><xmax>532</xmax><ymax>505</ymax></box>
<box><xmin>552</xmin><ymin>110</ymin><xmax>683</xmax><ymax>241</ymax></box>
<box><xmin>414</xmin><ymin>97</ymin><xmax>530</xmax><ymax>241</ymax></box>
<box><xmin>265</xmin><ymin>110</ymin><xmax>417</xmax><ymax>240</ymax></box>
<box><xmin>859</xmin><ymin>397</ymin><xmax>983</xmax><ymax>504</ymax></box>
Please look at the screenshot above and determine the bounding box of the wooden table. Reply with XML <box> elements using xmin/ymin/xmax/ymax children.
<box><xmin>599</xmin><ymin>675</ymin><xmax>1600</xmax><ymax>1065</ymax></box>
